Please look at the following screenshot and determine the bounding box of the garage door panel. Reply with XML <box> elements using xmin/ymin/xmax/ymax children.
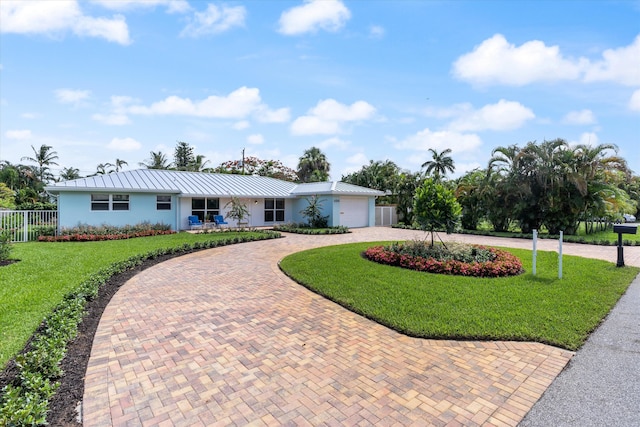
<box><xmin>340</xmin><ymin>197</ymin><xmax>368</xmax><ymax>228</ymax></box>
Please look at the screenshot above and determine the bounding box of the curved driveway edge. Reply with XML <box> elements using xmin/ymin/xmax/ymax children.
<box><xmin>83</xmin><ymin>228</ymin><xmax>633</xmax><ymax>426</ymax></box>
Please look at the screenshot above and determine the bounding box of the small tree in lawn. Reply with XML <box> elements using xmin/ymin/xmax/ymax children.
<box><xmin>300</xmin><ymin>195</ymin><xmax>329</xmax><ymax>228</ymax></box>
<box><xmin>224</xmin><ymin>197</ymin><xmax>250</xmax><ymax>227</ymax></box>
<box><xmin>413</xmin><ymin>178</ymin><xmax>462</xmax><ymax>247</ymax></box>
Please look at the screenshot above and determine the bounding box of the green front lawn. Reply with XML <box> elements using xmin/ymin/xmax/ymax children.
<box><xmin>280</xmin><ymin>242</ymin><xmax>639</xmax><ymax>350</ymax></box>
<box><xmin>0</xmin><ymin>231</ymin><xmax>267</xmax><ymax>367</ymax></box>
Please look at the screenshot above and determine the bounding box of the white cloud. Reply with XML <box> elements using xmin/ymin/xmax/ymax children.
<box><xmin>563</xmin><ymin>109</ymin><xmax>596</xmax><ymax>125</ymax></box>
<box><xmin>369</xmin><ymin>25</ymin><xmax>385</xmax><ymax>39</ymax></box>
<box><xmin>452</xmin><ymin>34</ymin><xmax>586</xmax><ymax>86</ymax></box>
<box><xmin>453</xmin><ymin>34</ymin><xmax>640</xmax><ymax>88</ymax></box>
<box><xmin>74</xmin><ymin>15</ymin><xmax>130</xmax><ymax>45</ymax></box>
<box><xmin>54</xmin><ymin>89</ymin><xmax>91</xmax><ymax>105</ymax></box>
<box><xmin>92</xmin><ymin>95</ymin><xmax>136</xmax><ymax>125</ymax></box>
<box><xmin>629</xmin><ymin>89</ymin><xmax>640</xmax><ymax>112</ymax></box>
<box><xmin>92</xmin><ymin>113</ymin><xmax>131</xmax><ymax>125</ymax></box>
<box><xmin>180</xmin><ymin>4</ymin><xmax>246</xmax><ymax>37</ymax></box>
<box><xmin>291</xmin><ymin>99</ymin><xmax>376</xmax><ymax>135</ymax></box>
<box><xmin>21</xmin><ymin>113</ymin><xmax>39</xmax><ymax>119</ymax></box>
<box><xmin>255</xmin><ymin>107</ymin><xmax>291</xmax><ymax>123</ymax></box>
<box><xmin>0</xmin><ymin>0</ymin><xmax>131</xmax><ymax>45</ymax></box>
<box><xmin>571</xmin><ymin>132</ymin><xmax>600</xmax><ymax>147</ymax></box>
<box><xmin>106</xmin><ymin>137</ymin><xmax>142</xmax><ymax>151</ymax></box>
<box><xmin>346</xmin><ymin>153</ymin><xmax>369</xmax><ymax>167</ymax></box>
<box><xmin>317</xmin><ymin>137</ymin><xmax>351</xmax><ymax>150</ymax></box>
<box><xmin>394</xmin><ymin>128</ymin><xmax>483</xmax><ymax>153</ymax></box>
<box><xmin>447</xmin><ymin>100</ymin><xmax>535</xmax><ymax>132</ymax></box>
<box><xmin>291</xmin><ymin>116</ymin><xmax>341</xmax><ymax>135</ymax></box>
<box><xmin>129</xmin><ymin>87</ymin><xmax>263</xmax><ymax>118</ymax></box>
<box><xmin>247</xmin><ymin>134</ymin><xmax>264</xmax><ymax>145</ymax></box>
<box><xmin>91</xmin><ymin>0</ymin><xmax>191</xmax><ymax>14</ymax></box>
<box><xmin>5</xmin><ymin>129</ymin><xmax>32</xmax><ymax>140</ymax></box>
<box><xmin>584</xmin><ymin>35</ymin><xmax>640</xmax><ymax>86</ymax></box>
<box><xmin>278</xmin><ymin>0</ymin><xmax>351</xmax><ymax>35</ymax></box>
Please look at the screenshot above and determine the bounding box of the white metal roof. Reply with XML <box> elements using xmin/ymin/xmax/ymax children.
<box><xmin>45</xmin><ymin>169</ymin><xmax>383</xmax><ymax>198</ymax></box>
<box><xmin>290</xmin><ymin>181</ymin><xmax>384</xmax><ymax>196</ymax></box>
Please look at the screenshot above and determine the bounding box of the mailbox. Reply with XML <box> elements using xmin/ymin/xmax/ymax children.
<box><xmin>613</xmin><ymin>224</ymin><xmax>637</xmax><ymax>267</ymax></box>
<box><xmin>613</xmin><ymin>225</ymin><xmax>637</xmax><ymax>235</ymax></box>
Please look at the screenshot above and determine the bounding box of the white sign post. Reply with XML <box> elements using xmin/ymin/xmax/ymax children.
<box><xmin>558</xmin><ymin>231</ymin><xmax>563</xmax><ymax>279</ymax></box>
<box><xmin>532</xmin><ymin>229</ymin><xmax>537</xmax><ymax>276</ymax></box>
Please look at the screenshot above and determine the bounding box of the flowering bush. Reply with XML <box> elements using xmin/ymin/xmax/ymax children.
<box><xmin>363</xmin><ymin>243</ymin><xmax>523</xmax><ymax>278</ymax></box>
<box><xmin>38</xmin><ymin>223</ymin><xmax>174</xmax><ymax>242</ymax></box>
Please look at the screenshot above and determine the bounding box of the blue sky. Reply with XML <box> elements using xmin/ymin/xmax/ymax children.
<box><xmin>1</xmin><ymin>0</ymin><xmax>639</xmax><ymax>180</ymax></box>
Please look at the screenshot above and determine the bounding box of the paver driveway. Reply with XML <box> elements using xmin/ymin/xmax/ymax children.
<box><xmin>84</xmin><ymin>228</ymin><xmax>632</xmax><ymax>426</ymax></box>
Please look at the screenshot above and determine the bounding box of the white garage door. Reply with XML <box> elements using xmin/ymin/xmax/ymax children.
<box><xmin>339</xmin><ymin>197</ymin><xmax>369</xmax><ymax>228</ymax></box>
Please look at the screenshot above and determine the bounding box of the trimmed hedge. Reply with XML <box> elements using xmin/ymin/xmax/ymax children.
<box><xmin>272</xmin><ymin>224</ymin><xmax>350</xmax><ymax>235</ymax></box>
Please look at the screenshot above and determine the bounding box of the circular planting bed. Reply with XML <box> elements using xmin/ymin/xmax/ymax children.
<box><xmin>364</xmin><ymin>242</ymin><xmax>524</xmax><ymax>278</ymax></box>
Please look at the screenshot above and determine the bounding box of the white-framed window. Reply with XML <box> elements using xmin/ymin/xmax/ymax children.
<box><xmin>264</xmin><ymin>198</ymin><xmax>285</xmax><ymax>222</ymax></box>
<box><xmin>157</xmin><ymin>195</ymin><xmax>172</xmax><ymax>210</ymax></box>
<box><xmin>91</xmin><ymin>194</ymin><xmax>130</xmax><ymax>211</ymax></box>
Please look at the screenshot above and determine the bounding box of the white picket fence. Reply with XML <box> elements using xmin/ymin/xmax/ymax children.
<box><xmin>0</xmin><ymin>210</ymin><xmax>58</xmax><ymax>242</ymax></box>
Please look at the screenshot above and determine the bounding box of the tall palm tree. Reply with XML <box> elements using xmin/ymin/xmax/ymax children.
<box><xmin>297</xmin><ymin>147</ymin><xmax>330</xmax><ymax>183</ymax></box>
<box><xmin>421</xmin><ymin>148</ymin><xmax>455</xmax><ymax>181</ymax></box>
<box><xmin>114</xmin><ymin>158</ymin><xmax>128</xmax><ymax>172</ymax></box>
<box><xmin>139</xmin><ymin>151</ymin><xmax>171</xmax><ymax>169</ymax></box>
<box><xmin>21</xmin><ymin>144</ymin><xmax>59</xmax><ymax>183</ymax></box>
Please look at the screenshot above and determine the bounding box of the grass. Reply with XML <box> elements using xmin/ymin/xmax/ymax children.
<box><xmin>0</xmin><ymin>231</ymin><xmax>267</xmax><ymax>368</ymax></box>
<box><xmin>279</xmin><ymin>242</ymin><xmax>639</xmax><ymax>350</ymax></box>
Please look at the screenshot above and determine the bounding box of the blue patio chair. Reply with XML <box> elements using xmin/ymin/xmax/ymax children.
<box><xmin>213</xmin><ymin>215</ymin><xmax>229</xmax><ymax>227</ymax></box>
<box><xmin>188</xmin><ymin>215</ymin><xmax>204</xmax><ymax>229</ymax></box>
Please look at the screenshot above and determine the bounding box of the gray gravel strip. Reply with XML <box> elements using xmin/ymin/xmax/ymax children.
<box><xmin>519</xmin><ymin>273</ymin><xmax>640</xmax><ymax>426</ymax></box>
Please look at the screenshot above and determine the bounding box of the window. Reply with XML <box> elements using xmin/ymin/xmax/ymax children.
<box><xmin>91</xmin><ymin>194</ymin><xmax>129</xmax><ymax>211</ymax></box>
<box><xmin>157</xmin><ymin>195</ymin><xmax>172</xmax><ymax>210</ymax></box>
<box><xmin>91</xmin><ymin>194</ymin><xmax>109</xmax><ymax>211</ymax></box>
<box><xmin>112</xmin><ymin>194</ymin><xmax>129</xmax><ymax>211</ymax></box>
<box><xmin>264</xmin><ymin>198</ymin><xmax>285</xmax><ymax>222</ymax></box>
<box><xmin>191</xmin><ymin>198</ymin><xmax>219</xmax><ymax>221</ymax></box>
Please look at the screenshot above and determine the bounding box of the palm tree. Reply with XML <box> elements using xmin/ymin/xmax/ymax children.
<box><xmin>139</xmin><ymin>151</ymin><xmax>171</xmax><ymax>169</ymax></box>
<box><xmin>95</xmin><ymin>163</ymin><xmax>115</xmax><ymax>175</ymax></box>
<box><xmin>421</xmin><ymin>148</ymin><xmax>455</xmax><ymax>181</ymax></box>
<box><xmin>188</xmin><ymin>154</ymin><xmax>210</xmax><ymax>172</ymax></box>
<box><xmin>297</xmin><ymin>147</ymin><xmax>330</xmax><ymax>183</ymax></box>
<box><xmin>114</xmin><ymin>158</ymin><xmax>128</xmax><ymax>172</ymax></box>
<box><xmin>59</xmin><ymin>167</ymin><xmax>81</xmax><ymax>181</ymax></box>
<box><xmin>21</xmin><ymin>144</ymin><xmax>59</xmax><ymax>183</ymax></box>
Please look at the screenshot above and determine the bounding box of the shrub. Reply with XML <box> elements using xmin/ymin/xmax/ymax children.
<box><xmin>39</xmin><ymin>223</ymin><xmax>174</xmax><ymax>242</ymax></box>
<box><xmin>299</xmin><ymin>196</ymin><xmax>329</xmax><ymax>228</ymax></box>
<box><xmin>272</xmin><ymin>223</ymin><xmax>350</xmax><ymax>235</ymax></box>
<box><xmin>364</xmin><ymin>241</ymin><xmax>523</xmax><ymax>278</ymax></box>
<box><xmin>0</xmin><ymin>230</ymin><xmax>13</xmax><ymax>262</ymax></box>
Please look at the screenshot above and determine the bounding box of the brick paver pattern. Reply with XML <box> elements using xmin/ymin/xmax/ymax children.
<box><xmin>83</xmin><ymin>227</ymin><xmax>633</xmax><ymax>427</ymax></box>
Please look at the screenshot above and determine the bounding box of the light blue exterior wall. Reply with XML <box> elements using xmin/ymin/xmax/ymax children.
<box><xmin>291</xmin><ymin>195</ymin><xmax>340</xmax><ymax>226</ymax></box>
<box><xmin>368</xmin><ymin>197</ymin><xmax>376</xmax><ymax>227</ymax></box>
<box><xmin>57</xmin><ymin>191</ymin><xmax>377</xmax><ymax>230</ymax></box>
<box><xmin>57</xmin><ymin>192</ymin><xmax>177</xmax><ymax>230</ymax></box>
